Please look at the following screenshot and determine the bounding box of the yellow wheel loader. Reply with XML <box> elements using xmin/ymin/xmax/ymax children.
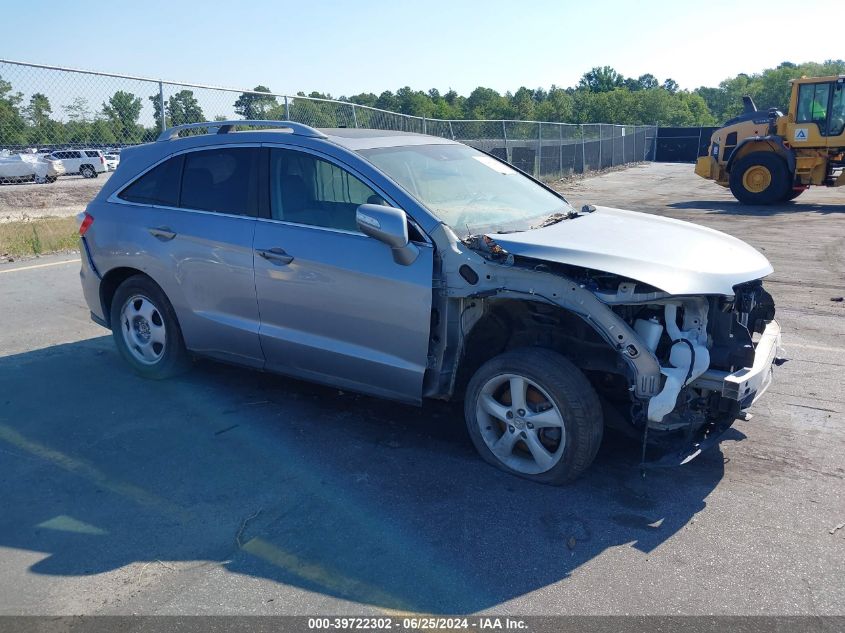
<box><xmin>695</xmin><ymin>75</ymin><xmax>845</xmax><ymax>204</ymax></box>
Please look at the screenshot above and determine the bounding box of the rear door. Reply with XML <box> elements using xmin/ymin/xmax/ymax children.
<box><xmin>252</xmin><ymin>145</ymin><xmax>434</xmax><ymax>403</ymax></box>
<box><xmin>109</xmin><ymin>145</ymin><xmax>264</xmax><ymax>367</ymax></box>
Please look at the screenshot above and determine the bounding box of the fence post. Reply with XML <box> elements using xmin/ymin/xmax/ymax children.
<box><xmin>611</xmin><ymin>126</ymin><xmax>615</xmax><ymax>167</ymax></box>
<box><xmin>559</xmin><ymin>124</ymin><xmax>564</xmax><ymax>178</ymax></box>
<box><xmin>284</xmin><ymin>96</ymin><xmax>290</xmax><ymax>120</ymax></box>
<box><xmin>158</xmin><ymin>81</ymin><xmax>166</xmax><ymax>132</ymax></box>
<box><xmin>448</xmin><ymin>120</ymin><xmax>455</xmax><ymax>140</ymax></box>
<box><xmin>598</xmin><ymin>125</ymin><xmax>603</xmax><ymax>169</ymax></box>
<box><xmin>696</xmin><ymin>126</ymin><xmax>703</xmax><ymax>160</ymax></box>
<box><xmin>580</xmin><ymin>124</ymin><xmax>586</xmax><ymax>174</ymax></box>
<box><xmin>653</xmin><ymin>123</ymin><xmax>658</xmax><ymax>161</ymax></box>
<box><xmin>422</xmin><ymin>115</ymin><xmax>427</xmax><ymax>135</ymax></box>
<box><xmin>537</xmin><ymin>122</ymin><xmax>542</xmax><ymax>178</ymax></box>
<box><xmin>621</xmin><ymin>126</ymin><xmax>626</xmax><ymax>164</ymax></box>
<box><xmin>352</xmin><ymin>104</ymin><xmax>359</xmax><ymax>128</ymax></box>
<box><xmin>502</xmin><ymin>120</ymin><xmax>509</xmax><ymax>163</ymax></box>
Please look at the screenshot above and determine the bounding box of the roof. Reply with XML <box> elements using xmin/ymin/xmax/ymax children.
<box><xmin>320</xmin><ymin>128</ymin><xmax>457</xmax><ymax>150</ymax></box>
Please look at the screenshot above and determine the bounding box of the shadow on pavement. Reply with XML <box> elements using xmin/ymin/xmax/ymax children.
<box><xmin>0</xmin><ymin>336</ymin><xmax>731</xmax><ymax>613</ymax></box>
<box><xmin>668</xmin><ymin>199</ymin><xmax>845</xmax><ymax>215</ymax></box>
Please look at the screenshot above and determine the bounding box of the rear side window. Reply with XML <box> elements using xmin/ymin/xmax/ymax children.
<box><xmin>85</xmin><ymin>150</ymin><xmax>101</xmax><ymax>158</ymax></box>
<box><xmin>180</xmin><ymin>147</ymin><xmax>258</xmax><ymax>216</ymax></box>
<box><xmin>119</xmin><ymin>155</ymin><xmax>184</xmax><ymax>206</ymax></box>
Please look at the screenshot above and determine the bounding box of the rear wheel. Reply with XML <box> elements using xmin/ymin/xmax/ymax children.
<box><xmin>80</xmin><ymin>164</ymin><xmax>96</xmax><ymax>179</ymax></box>
<box><xmin>110</xmin><ymin>275</ymin><xmax>191</xmax><ymax>379</ymax></box>
<box><xmin>464</xmin><ymin>348</ymin><xmax>603</xmax><ymax>485</ymax></box>
<box><xmin>729</xmin><ymin>152</ymin><xmax>790</xmax><ymax>205</ymax></box>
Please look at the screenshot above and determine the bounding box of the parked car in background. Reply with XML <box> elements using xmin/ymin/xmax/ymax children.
<box><xmin>50</xmin><ymin>149</ymin><xmax>107</xmax><ymax>178</ymax></box>
<box><xmin>0</xmin><ymin>153</ymin><xmax>65</xmax><ymax>184</ymax></box>
<box><xmin>103</xmin><ymin>153</ymin><xmax>120</xmax><ymax>171</ymax></box>
<box><xmin>78</xmin><ymin>121</ymin><xmax>782</xmax><ymax>484</ymax></box>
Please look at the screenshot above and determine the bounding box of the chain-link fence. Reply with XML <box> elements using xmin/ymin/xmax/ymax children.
<box><xmin>0</xmin><ymin>59</ymin><xmax>656</xmax><ymax>180</ymax></box>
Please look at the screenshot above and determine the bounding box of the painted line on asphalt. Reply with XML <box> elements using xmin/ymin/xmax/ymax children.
<box><xmin>0</xmin><ymin>423</ymin><xmax>189</xmax><ymax>522</ymax></box>
<box><xmin>788</xmin><ymin>342</ymin><xmax>845</xmax><ymax>354</ymax></box>
<box><xmin>0</xmin><ymin>259</ymin><xmax>78</xmax><ymax>275</ymax></box>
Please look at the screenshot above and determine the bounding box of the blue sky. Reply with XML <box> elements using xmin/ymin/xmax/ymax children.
<box><xmin>2</xmin><ymin>0</ymin><xmax>843</xmax><ymax>97</ymax></box>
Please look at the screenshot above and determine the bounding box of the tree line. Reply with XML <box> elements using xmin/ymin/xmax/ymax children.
<box><xmin>1</xmin><ymin>59</ymin><xmax>844</xmax><ymax>147</ymax></box>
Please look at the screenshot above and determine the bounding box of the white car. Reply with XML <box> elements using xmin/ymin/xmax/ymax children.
<box><xmin>103</xmin><ymin>153</ymin><xmax>120</xmax><ymax>171</ymax></box>
<box><xmin>49</xmin><ymin>149</ymin><xmax>107</xmax><ymax>178</ymax></box>
<box><xmin>0</xmin><ymin>153</ymin><xmax>66</xmax><ymax>184</ymax></box>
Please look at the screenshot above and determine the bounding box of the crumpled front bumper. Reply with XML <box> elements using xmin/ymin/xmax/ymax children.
<box><xmin>691</xmin><ymin>319</ymin><xmax>783</xmax><ymax>409</ymax></box>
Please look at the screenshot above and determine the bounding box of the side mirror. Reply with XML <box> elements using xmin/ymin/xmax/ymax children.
<box><xmin>356</xmin><ymin>203</ymin><xmax>419</xmax><ymax>266</ymax></box>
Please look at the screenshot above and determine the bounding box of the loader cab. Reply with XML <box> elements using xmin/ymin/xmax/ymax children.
<box><xmin>790</xmin><ymin>77</ymin><xmax>845</xmax><ymax>144</ymax></box>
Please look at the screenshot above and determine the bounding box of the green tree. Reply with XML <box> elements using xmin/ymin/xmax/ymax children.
<box><xmin>578</xmin><ymin>66</ymin><xmax>624</xmax><ymax>93</ymax></box>
<box><xmin>466</xmin><ymin>87</ymin><xmax>512</xmax><ymax>119</ymax></box>
<box><xmin>661</xmin><ymin>78</ymin><xmax>679</xmax><ymax>94</ymax></box>
<box><xmin>233</xmin><ymin>85</ymin><xmax>277</xmax><ymax>119</ymax></box>
<box><xmin>64</xmin><ymin>97</ymin><xmax>92</xmax><ymax>123</ymax></box>
<box><xmin>24</xmin><ymin>93</ymin><xmax>52</xmax><ymax>127</ymax></box>
<box><xmin>167</xmin><ymin>90</ymin><xmax>204</xmax><ymax>126</ymax></box>
<box><xmin>0</xmin><ymin>75</ymin><xmax>27</xmax><ymax>146</ymax></box>
<box><xmin>102</xmin><ymin>90</ymin><xmax>142</xmax><ymax>142</ymax></box>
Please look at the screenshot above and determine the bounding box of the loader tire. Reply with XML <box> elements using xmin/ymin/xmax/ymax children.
<box><xmin>729</xmin><ymin>153</ymin><xmax>790</xmax><ymax>205</ymax></box>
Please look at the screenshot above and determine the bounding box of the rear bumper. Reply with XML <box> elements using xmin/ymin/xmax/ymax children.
<box><xmin>79</xmin><ymin>237</ymin><xmax>106</xmax><ymax>327</ymax></box>
<box><xmin>691</xmin><ymin>319</ymin><xmax>782</xmax><ymax>409</ymax></box>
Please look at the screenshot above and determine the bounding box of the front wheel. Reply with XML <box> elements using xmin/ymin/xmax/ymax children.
<box><xmin>110</xmin><ymin>275</ymin><xmax>191</xmax><ymax>379</ymax></box>
<box><xmin>464</xmin><ymin>348</ymin><xmax>603</xmax><ymax>485</ymax></box>
<box><xmin>729</xmin><ymin>153</ymin><xmax>790</xmax><ymax>204</ymax></box>
<box><xmin>782</xmin><ymin>187</ymin><xmax>806</xmax><ymax>202</ymax></box>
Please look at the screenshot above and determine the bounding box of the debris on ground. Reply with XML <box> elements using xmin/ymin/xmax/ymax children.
<box><xmin>830</xmin><ymin>297</ymin><xmax>844</xmax><ymax>302</ymax></box>
<box><xmin>829</xmin><ymin>522</ymin><xmax>845</xmax><ymax>535</ymax></box>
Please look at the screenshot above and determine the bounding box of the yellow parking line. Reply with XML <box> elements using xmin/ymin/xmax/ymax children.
<box><xmin>0</xmin><ymin>423</ymin><xmax>189</xmax><ymax>522</ymax></box>
<box><xmin>0</xmin><ymin>259</ymin><xmax>78</xmax><ymax>275</ymax></box>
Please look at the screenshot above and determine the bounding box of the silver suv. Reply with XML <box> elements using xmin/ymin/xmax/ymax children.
<box><xmin>79</xmin><ymin>120</ymin><xmax>783</xmax><ymax>483</ymax></box>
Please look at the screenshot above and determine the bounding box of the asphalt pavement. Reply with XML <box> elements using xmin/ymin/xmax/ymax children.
<box><xmin>0</xmin><ymin>163</ymin><xmax>843</xmax><ymax>616</ymax></box>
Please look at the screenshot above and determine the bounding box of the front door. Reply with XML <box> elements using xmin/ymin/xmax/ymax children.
<box><xmin>253</xmin><ymin>146</ymin><xmax>433</xmax><ymax>403</ymax></box>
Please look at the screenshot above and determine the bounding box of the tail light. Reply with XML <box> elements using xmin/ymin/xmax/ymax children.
<box><xmin>78</xmin><ymin>212</ymin><xmax>94</xmax><ymax>236</ymax></box>
<box><xmin>99</xmin><ymin>156</ymin><xmax>105</xmax><ymax>165</ymax></box>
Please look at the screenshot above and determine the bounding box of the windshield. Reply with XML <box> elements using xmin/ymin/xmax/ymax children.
<box><xmin>358</xmin><ymin>143</ymin><xmax>574</xmax><ymax>235</ymax></box>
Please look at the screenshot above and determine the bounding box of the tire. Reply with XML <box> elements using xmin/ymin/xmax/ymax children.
<box><xmin>80</xmin><ymin>165</ymin><xmax>96</xmax><ymax>179</ymax></box>
<box><xmin>729</xmin><ymin>153</ymin><xmax>790</xmax><ymax>205</ymax></box>
<box><xmin>782</xmin><ymin>187</ymin><xmax>805</xmax><ymax>202</ymax></box>
<box><xmin>464</xmin><ymin>348</ymin><xmax>603</xmax><ymax>485</ymax></box>
<box><xmin>110</xmin><ymin>275</ymin><xmax>191</xmax><ymax>379</ymax></box>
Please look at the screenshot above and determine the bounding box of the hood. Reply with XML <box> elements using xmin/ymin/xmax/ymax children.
<box><xmin>486</xmin><ymin>206</ymin><xmax>773</xmax><ymax>296</ymax></box>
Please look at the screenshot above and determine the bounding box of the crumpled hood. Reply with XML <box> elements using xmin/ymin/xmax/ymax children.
<box><xmin>486</xmin><ymin>206</ymin><xmax>773</xmax><ymax>295</ymax></box>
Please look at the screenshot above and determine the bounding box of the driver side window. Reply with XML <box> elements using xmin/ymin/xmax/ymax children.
<box><xmin>269</xmin><ymin>149</ymin><xmax>381</xmax><ymax>233</ymax></box>
<box><xmin>796</xmin><ymin>82</ymin><xmax>830</xmax><ymax>127</ymax></box>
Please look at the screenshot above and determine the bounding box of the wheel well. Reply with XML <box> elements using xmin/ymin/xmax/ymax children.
<box><xmin>728</xmin><ymin>138</ymin><xmax>795</xmax><ymax>175</ymax></box>
<box><xmin>99</xmin><ymin>267</ymin><xmax>149</xmax><ymax>328</ymax></box>
<box><xmin>453</xmin><ymin>299</ymin><xmax>623</xmax><ymax>399</ymax></box>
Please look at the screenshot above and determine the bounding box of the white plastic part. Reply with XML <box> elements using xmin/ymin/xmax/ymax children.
<box><xmin>647</xmin><ymin>302</ymin><xmax>711</xmax><ymax>423</ymax></box>
<box><xmin>634</xmin><ymin>317</ymin><xmax>663</xmax><ymax>352</ymax></box>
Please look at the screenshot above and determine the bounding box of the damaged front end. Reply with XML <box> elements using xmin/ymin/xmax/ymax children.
<box><xmin>585</xmin><ymin>275</ymin><xmax>781</xmax><ymax>440</ymax></box>
<box><xmin>430</xmin><ymin>224</ymin><xmax>783</xmax><ymax>467</ymax></box>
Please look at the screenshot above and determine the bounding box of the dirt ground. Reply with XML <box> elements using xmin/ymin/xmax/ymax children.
<box><xmin>0</xmin><ymin>174</ymin><xmax>110</xmax><ymax>223</ymax></box>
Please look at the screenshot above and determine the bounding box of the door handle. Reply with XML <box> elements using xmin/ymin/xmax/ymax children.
<box><xmin>148</xmin><ymin>226</ymin><xmax>176</xmax><ymax>241</ymax></box>
<box><xmin>257</xmin><ymin>247</ymin><xmax>294</xmax><ymax>265</ymax></box>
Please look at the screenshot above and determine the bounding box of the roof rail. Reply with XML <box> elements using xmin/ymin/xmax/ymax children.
<box><xmin>156</xmin><ymin>120</ymin><xmax>328</xmax><ymax>142</ymax></box>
